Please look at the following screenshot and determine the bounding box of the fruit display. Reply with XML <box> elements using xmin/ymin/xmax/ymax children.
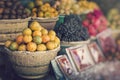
<box><xmin>5</xmin><ymin>21</ymin><xmax>60</xmax><ymax>51</ymax></box>
<box><xmin>53</xmin><ymin>0</ymin><xmax>99</xmax><ymax>15</ymax></box>
<box><xmin>107</xmin><ymin>8</ymin><xmax>120</xmax><ymax>29</ymax></box>
<box><xmin>54</xmin><ymin>14</ymin><xmax>90</xmax><ymax>42</ymax></box>
<box><xmin>115</xmin><ymin>34</ymin><xmax>120</xmax><ymax>60</ymax></box>
<box><xmin>27</xmin><ymin>0</ymin><xmax>58</xmax><ymax>18</ymax></box>
<box><xmin>0</xmin><ymin>0</ymin><xmax>30</xmax><ymax>19</ymax></box>
<box><xmin>81</xmin><ymin>9</ymin><xmax>108</xmax><ymax>37</ymax></box>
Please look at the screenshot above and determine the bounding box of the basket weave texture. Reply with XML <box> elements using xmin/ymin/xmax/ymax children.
<box><xmin>5</xmin><ymin>46</ymin><xmax>60</xmax><ymax>79</ymax></box>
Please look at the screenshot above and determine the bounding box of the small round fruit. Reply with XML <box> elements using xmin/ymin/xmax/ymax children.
<box><xmin>33</xmin><ymin>31</ymin><xmax>42</xmax><ymax>37</ymax></box>
<box><xmin>38</xmin><ymin>11</ymin><xmax>44</xmax><ymax>18</ymax></box>
<box><xmin>18</xmin><ymin>44</ymin><xmax>26</xmax><ymax>51</ymax></box>
<box><xmin>23</xmin><ymin>35</ymin><xmax>32</xmax><ymax>43</ymax></box>
<box><xmin>37</xmin><ymin>44</ymin><xmax>47</xmax><ymax>51</ymax></box>
<box><xmin>9</xmin><ymin>42</ymin><xmax>18</xmax><ymax>51</ymax></box>
<box><xmin>27</xmin><ymin>42</ymin><xmax>37</xmax><ymax>52</ymax></box>
<box><xmin>41</xmin><ymin>29</ymin><xmax>48</xmax><ymax>35</ymax></box>
<box><xmin>33</xmin><ymin>36</ymin><xmax>42</xmax><ymax>44</ymax></box>
<box><xmin>54</xmin><ymin>36</ymin><xmax>60</xmax><ymax>45</ymax></box>
<box><xmin>27</xmin><ymin>2</ymin><xmax>35</xmax><ymax>9</ymax></box>
<box><xmin>35</xmin><ymin>0</ymin><xmax>43</xmax><ymax>7</ymax></box>
<box><xmin>46</xmin><ymin>41</ymin><xmax>55</xmax><ymax>50</ymax></box>
<box><xmin>48</xmin><ymin>34</ymin><xmax>55</xmax><ymax>41</ymax></box>
<box><xmin>48</xmin><ymin>30</ymin><xmax>56</xmax><ymax>36</ymax></box>
<box><xmin>23</xmin><ymin>28</ymin><xmax>32</xmax><ymax>35</ymax></box>
<box><xmin>42</xmin><ymin>35</ymin><xmax>50</xmax><ymax>43</ymax></box>
<box><xmin>44</xmin><ymin>3</ymin><xmax>50</xmax><ymax>8</ymax></box>
<box><xmin>5</xmin><ymin>40</ymin><xmax>12</xmax><ymax>48</ymax></box>
<box><xmin>41</xmin><ymin>5</ymin><xmax>48</xmax><ymax>12</ymax></box>
<box><xmin>16</xmin><ymin>35</ymin><xmax>23</xmax><ymax>44</ymax></box>
<box><xmin>29</xmin><ymin>21</ymin><xmax>42</xmax><ymax>31</ymax></box>
<box><xmin>44</xmin><ymin>12</ymin><xmax>51</xmax><ymax>18</ymax></box>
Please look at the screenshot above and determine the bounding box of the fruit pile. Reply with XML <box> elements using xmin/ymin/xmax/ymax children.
<box><xmin>81</xmin><ymin>9</ymin><xmax>108</xmax><ymax>37</ymax></box>
<box><xmin>27</xmin><ymin>0</ymin><xmax>58</xmax><ymax>18</ymax></box>
<box><xmin>115</xmin><ymin>35</ymin><xmax>120</xmax><ymax>60</ymax></box>
<box><xmin>54</xmin><ymin>15</ymin><xmax>90</xmax><ymax>42</ymax></box>
<box><xmin>5</xmin><ymin>21</ymin><xmax>60</xmax><ymax>52</ymax></box>
<box><xmin>107</xmin><ymin>8</ymin><xmax>120</xmax><ymax>29</ymax></box>
<box><xmin>53</xmin><ymin>0</ymin><xmax>99</xmax><ymax>15</ymax></box>
<box><xmin>0</xmin><ymin>0</ymin><xmax>30</xmax><ymax>19</ymax></box>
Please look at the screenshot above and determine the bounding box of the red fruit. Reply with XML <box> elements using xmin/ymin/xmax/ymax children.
<box><xmin>87</xmin><ymin>13</ymin><xmax>93</xmax><ymax>19</ymax></box>
<box><xmin>88</xmin><ymin>27</ymin><xmax>97</xmax><ymax>36</ymax></box>
<box><xmin>82</xmin><ymin>19</ymin><xmax>90</xmax><ymax>27</ymax></box>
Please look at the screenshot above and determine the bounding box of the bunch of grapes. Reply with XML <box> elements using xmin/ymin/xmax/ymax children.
<box><xmin>54</xmin><ymin>14</ymin><xmax>90</xmax><ymax>42</ymax></box>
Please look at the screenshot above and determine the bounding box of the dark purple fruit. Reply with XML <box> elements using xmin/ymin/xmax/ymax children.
<box><xmin>3</xmin><ymin>8</ymin><xmax>10</xmax><ymax>14</ymax></box>
<box><xmin>12</xmin><ymin>5</ymin><xmax>17</xmax><ymax>10</ymax></box>
<box><xmin>0</xmin><ymin>8</ymin><xmax>3</xmax><ymax>14</ymax></box>
<box><xmin>0</xmin><ymin>1</ymin><xmax>4</xmax><ymax>5</ymax></box>
<box><xmin>16</xmin><ymin>15</ymin><xmax>21</xmax><ymax>19</ymax></box>
<box><xmin>11</xmin><ymin>10</ymin><xmax>16</xmax><ymax>15</ymax></box>
<box><xmin>3</xmin><ymin>15</ymin><xmax>9</xmax><ymax>19</ymax></box>
<box><xmin>5</xmin><ymin>1</ymin><xmax>12</xmax><ymax>7</ymax></box>
<box><xmin>16</xmin><ymin>10</ymin><xmax>23</xmax><ymax>15</ymax></box>
<box><xmin>18</xmin><ymin>5</ymin><xmax>24</xmax><ymax>9</ymax></box>
<box><xmin>10</xmin><ymin>15</ymin><xmax>16</xmax><ymax>19</ymax></box>
<box><xmin>0</xmin><ymin>14</ymin><xmax>2</xmax><ymax>19</ymax></box>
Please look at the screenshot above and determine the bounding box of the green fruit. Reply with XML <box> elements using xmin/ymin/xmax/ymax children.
<box><xmin>9</xmin><ymin>42</ymin><xmax>18</xmax><ymax>51</ymax></box>
<box><xmin>27</xmin><ymin>1</ymin><xmax>35</xmax><ymax>9</ymax></box>
<box><xmin>33</xmin><ymin>36</ymin><xmax>42</xmax><ymax>44</ymax></box>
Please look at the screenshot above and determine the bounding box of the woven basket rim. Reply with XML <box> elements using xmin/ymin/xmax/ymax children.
<box><xmin>5</xmin><ymin>45</ymin><xmax>60</xmax><ymax>54</ymax></box>
<box><xmin>31</xmin><ymin>17</ymin><xmax>59</xmax><ymax>22</ymax></box>
<box><xmin>0</xmin><ymin>17</ymin><xmax>31</xmax><ymax>23</ymax></box>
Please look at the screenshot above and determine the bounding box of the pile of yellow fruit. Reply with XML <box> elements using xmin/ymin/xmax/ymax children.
<box><xmin>5</xmin><ymin>21</ymin><xmax>60</xmax><ymax>52</ymax></box>
<box><xmin>31</xmin><ymin>0</ymin><xmax>58</xmax><ymax>18</ymax></box>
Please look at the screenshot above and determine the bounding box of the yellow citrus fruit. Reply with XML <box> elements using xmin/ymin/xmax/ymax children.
<box><xmin>16</xmin><ymin>35</ymin><xmax>23</xmax><ymax>44</ymax></box>
<box><xmin>37</xmin><ymin>44</ymin><xmax>47</xmax><ymax>51</ymax></box>
<box><xmin>33</xmin><ymin>31</ymin><xmax>42</xmax><ymax>37</ymax></box>
<box><xmin>23</xmin><ymin>35</ymin><xmax>32</xmax><ymax>43</ymax></box>
<box><xmin>18</xmin><ymin>44</ymin><xmax>26</xmax><ymax>51</ymax></box>
<box><xmin>33</xmin><ymin>36</ymin><xmax>42</xmax><ymax>44</ymax></box>
<box><xmin>9</xmin><ymin>42</ymin><xmax>18</xmax><ymax>51</ymax></box>
<box><xmin>32</xmin><ymin>8</ymin><xmax>37</xmax><ymax>12</ymax></box>
<box><xmin>29</xmin><ymin>21</ymin><xmax>42</xmax><ymax>31</ymax></box>
<box><xmin>54</xmin><ymin>36</ymin><xmax>60</xmax><ymax>45</ymax></box>
<box><xmin>54</xmin><ymin>41</ymin><xmax>58</xmax><ymax>48</ymax></box>
<box><xmin>23</xmin><ymin>28</ymin><xmax>32</xmax><ymax>35</ymax></box>
<box><xmin>27</xmin><ymin>42</ymin><xmax>37</xmax><ymax>52</ymax></box>
<box><xmin>44</xmin><ymin>3</ymin><xmax>50</xmax><ymax>8</ymax></box>
<box><xmin>41</xmin><ymin>5</ymin><xmax>48</xmax><ymax>12</ymax></box>
<box><xmin>5</xmin><ymin>40</ymin><xmax>12</xmax><ymax>48</ymax></box>
<box><xmin>48</xmin><ymin>34</ymin><xmax>55</xmax><ymax>41</ymax></box>
<box><xmin>41</xmin><ymin>29</ymin><xmax>48</xmax><ymax>35</ymax></box>
<box><xmin>46</xmin><ymin>41</ymin><xmax>55</xmax><ymax>50</ymax></box>
<box><xmin>48</xmin><ymin>30</ymin><xmax>56</xmax><ymax>36</ymax></box>
<box><xmin>42</xmin><ymin>34</ymin><xmax>50</xmax><ymax>43</ymax></box>
<box><xmin>38</xmin><ymin>11</ymin><xmax>44</xmax><ymax>18</ymax></box>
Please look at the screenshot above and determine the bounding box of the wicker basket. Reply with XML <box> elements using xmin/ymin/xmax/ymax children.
<box><xmin>0</xmin><ymin>33</ymin><xmax>22</xmax><ymax>42</ymax></box>
<box><xmin>31</xmin><ymin>17</ymin><xmax>58</xmax><ymax>30</ymax></box>
<box><xmin>5</xmin><ymin>46</ymin><xmax>60</xmax><ymax>79</ymax></box>
<box><xmin>0</xmin><ymin>18</ymin><xmax>30</xmax><ymax>34</ymax></box>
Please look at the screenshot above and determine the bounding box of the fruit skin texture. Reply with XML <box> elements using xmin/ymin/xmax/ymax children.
<box><xmin>48</xmin><ymin>30</ymin><xmax>56</xmax><ymax>36</ymax></box>
<box><xmin>5</xmin><ymin>40</ymin><xmax>12</xmax><ymax>48</ymax></box>
<box><xmin>32</xmin><ymin>31</ymin><xmax>42</xmax><ymax>37</ymax></box>
<box><xmin>23</xmin><ymin>28</ymin><xmax>32</xmax><ymax>35</ymax></box>
<box><xmin>54</xmin><ymin>36</ymin><xmax>60</xmax><ymax>46</ymax></box>
<box><xmin>33</xmin><ymin>36</ymin><xmax>42</xmax><ymax>44</ymax></box>
<box><xmin>41</xmin><ymin>29</ymin><xmax>48</xmax><ymax>35</ymax></box>
<box><xmin>27</xmin><ymin>42</ymin><xmax>37</xmax><ymax>52</ymax></box>
<box><xmin>37</xmin><ymin>44</ymin><xmax>47</xmax><ymax>51</ymax></box>
<box><xmin>18</xmin><ymin>44</ymin><xmax>26</xmax><ymax>51</ymax></box>
<box><xmin>23</xmin><ymin>35</ymin><xmax>32</xmax><ymax>43</ymax></box>
<box><xmin>16</xmin><ymin>35</ymin><xmax>23</xmax><ymax>44</ymax></box>
<box><xmin>48</xmin><ymin>34</ymin><xmax>55</xmax><ymax>41</ymax></box>
<box><xmin>42</xmin><ymin>35</ymin><xmax>50</xmax><ymax>43</ymax></box>
<box><xmin>29</xmin><ymin>21</ymin><xmax>41</xmax><ymax>31</ymax></box>
<box><xmin>9</xmin><ymin>42</ymin><xmax>18</xmax><ymax>51</ymax></box>
<box><xmin>46</xmin><ymin>41</ymin><xmax>55</xmax><ymax>50</ymax></box>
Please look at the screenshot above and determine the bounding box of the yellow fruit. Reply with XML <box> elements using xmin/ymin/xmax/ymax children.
<box><xmin>48</xmin><ymin>7</ymin><xmax>55</xmax><ymax>13</ymax></box>
<box><xmin>42</xmin><ymin>34</ymin><xmax>50</xmax><ymax>43</ymax></box>
<box><xmin>44</xmin><ymin>12</ymin><xmax>51</xmax><ymax>18</ymax></box>
<box><xmin>27</xmin><ymin>42</ymin><xmax>37</xmax><ymax>52</ymax></box>
<box><xmin>23</xmin><ymin>28</ymin><xmax>32</xmax><ymax>35</ymax></box>
<box><xmin>41</xmin><ymin>5</ymin><xmax>48</xmax><ymax>12</ymax></box>
<box><xmin>16</xmin><ymin>35</ymin><xmax>23</xmax><ymax>44</ymax></box>
<box><xmin>33</xmin><ymin>36</ymin><xmax>42</xmax><ymax>44</ymax></box>
<box><xmin>35</xmin><ymin>0</ymin><xmax>43</xmax><ymax>7</ymax></box>
<box><xmin>18</xmin><ymin>44</ymin><xmax>26</xmax><ymax>51</ymax></box>
<box><xmin>54</xmin><ymin>36</ymin><xmax>60</xmax><ymax>45</ymax></box>
<box><xmin>29</xmin><ymin>21</ymin><xmax>42</xmax><ymax>31</ymax></box>
<box><xmin>48</xmin><ymin>34</ymin><xmax>55</xmax><ymax>41</ymax></box>
<box><xmin>5</xmin><ymin>40</ymin><xmax>12</xmax><ymax>48</ymax></box>
<box><xmin>9</xmin><ymin>42</ymin><xmax>18</xmax><ymax>51</ymax></box>
<box><xmin>23</xmin><ymin>35</ymin><xmax>32</xmax><ymax>43</ymax></box>
<box><xmin>48</xmin><ymin>30</ymin><xmax>56</xmax><ymax>36</ymax></box>
<box><xmin>41</xmin><ymin>29</ymin><xmax>48</xmax><ymax>35</ymax></box>
<box><xmin>37</xmin><ymin>44</ymin><xmax>47</xmax><ymax>51</ymax></box>
<box><xmin>27</xmin><ymin>2</ymin><xmax>35</xmax><ymax>9</ymax></box>
<box><xmin>33</xmin><ymin>31</ymin><xmax>42</xmax><ymax>37</ymax></box>
<box><xmin>32</xmin><ymin>8</ymin><xmax>37</xmax><ymax>12</ymax></box>
<box><xmin>54</xmin><ymin>11</ymin><xmax>58</xmax><ymax>17</ymax></box>
<box><xmin>31</xmin><ymin>12</ymin><xmax>37</xmax><ymax>17</ymax></box>
<box><xmin>54</xmin><ymin>41</ymin><xmax>58</xmax><ymax>48</ymax></box>
<box><xmin>44</xmin><ymin>3</ymin><xmax>50</xmax><ymax>8</ymax></box>
<box><xmin>46</xmin><ymin>41</ymin><xmax>55</xmax><ymax>50</ymax></box>
<box><xmin>38</xmin><ymin>11</ymin><xmax>44</xmax><ymax>18</ymax></box>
